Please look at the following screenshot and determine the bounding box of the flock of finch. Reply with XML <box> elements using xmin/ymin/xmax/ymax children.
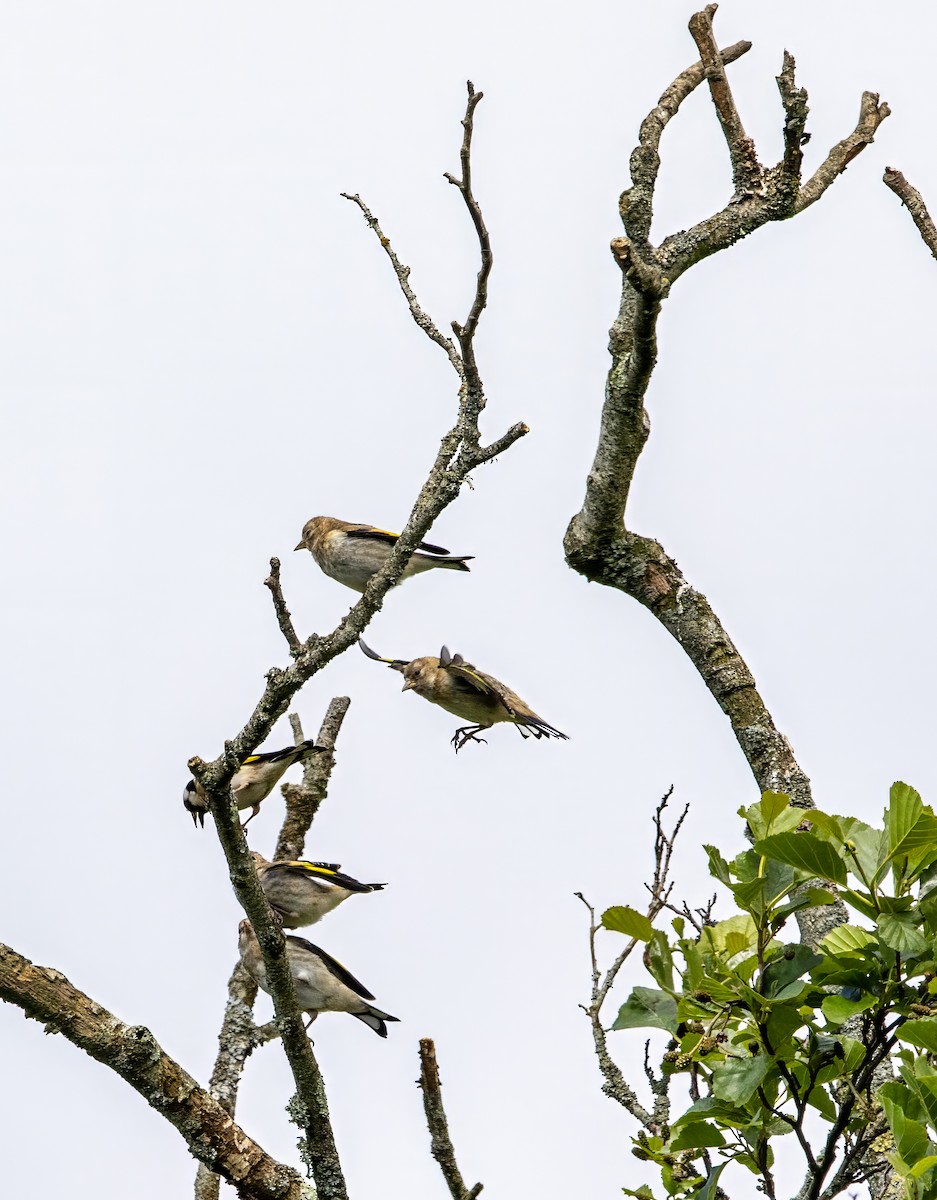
<box><xmin>184</xmin><ymin>515</ymin><xmax>568</xmax><ymax>1038</ymax></box>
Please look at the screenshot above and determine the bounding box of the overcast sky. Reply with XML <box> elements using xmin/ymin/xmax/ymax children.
<box><xmin>1</xmin><ymin>3</ymin><xmax>936</xmax><ymax>1198</ymax></box>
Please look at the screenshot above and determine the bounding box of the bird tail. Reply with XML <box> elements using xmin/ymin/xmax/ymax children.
<box><xmin>353</xmin><ymin>1006</ymin><xmax>401</xmax><ymax>1038</ymax></box>
<box><xmin>520</xmin><ymin>717</ymin><xmax>569</xmax><ymax>741</ymax></box>
<box><xmin>432</xmin><ymin>555</ymin><xmax>473</xmax><ymax>573</ymax></box>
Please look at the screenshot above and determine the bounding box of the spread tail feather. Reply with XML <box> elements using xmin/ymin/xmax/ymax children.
<box><xmin>434</xmin><ymin>556</ymin><xmax>473</xmax><ymax>573</ymax></box>
<box><xmin>353</xmin><ymin>1007</ymin><xmax>401</xmax><ymax>1038</ymax></box>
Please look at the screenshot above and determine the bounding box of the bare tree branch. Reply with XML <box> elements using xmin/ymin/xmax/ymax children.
<box><xmin>265</xmin><ymin>557</ymin><xmax>301</xmax><ymax>655</ymax></box>
<box><xmin>687</xmin><ymin>5</ymin><xmax>762</xmax><ymax>198</ymax></box>
<box><xmin>275</xmin><ymin>701</ymin><xmax>350</xmax><ymax>862</ymax></box>
<box><xmin>418</xmin><ymin>1038</ymin><xmax>483</xmax><ymax>1200</ymax></box>
<box><xmin>566</xmin><ymin>6</ymin><xmax>889</xmax><ymax>811</ymax></box>
<box><xmin>184</xmin><ymin>85</ymin><xmax>528</xmax><ymax>1196</ymax></box>
<box><xmin>195</xmin><ymin>701</ymin><xmax>351</xmax><ymax>1200</ymax></box>
<box><xmin>576</xmin><ymin>792</ymin><xmax>684</xmax><ymax>1132</ymax></box>
<box><xmin>884</xmin><ymin>166</ymin><xmax>937</xmax><ymax>260</ymax></box>
<box><xmin>0</xmin><ymin>943</ymin><xmax>313</xmax><ymax>1200</ymax></box>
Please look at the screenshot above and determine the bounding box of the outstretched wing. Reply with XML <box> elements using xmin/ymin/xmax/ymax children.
<box><xmin>344</xmin><ymin>526</ymin><xmax>451</xmax><ymax>556</ymax></box>
<box><xmin>288</xmin><ymin>935</ymin><xmax>376</xmax><ymax>1000</ymax></box>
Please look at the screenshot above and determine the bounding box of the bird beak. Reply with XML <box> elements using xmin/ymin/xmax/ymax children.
<box><xmin>401</xmin><ymin>680</ymin><xmax>414</xmax><ymax>692</ymax></box>
<box><xmin>294</xmin><ymin>540</ymin><xmax>305</xmax><ymax>551</ymax></box>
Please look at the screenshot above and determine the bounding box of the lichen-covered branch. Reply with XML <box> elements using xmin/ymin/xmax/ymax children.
<box><xmin>566</xmin><ymin>6</ymin><xmax>889</xmax><ymax>807</ymax></box>
<box><xmin>275</xmin><ymin>701</ymin><xmax>350</xmax><ymax>862</ymax></box>
<box><xmin>195</xmin><ymin>701</ymin><xmax>351</xmax><ymax>1200</ymax></box>
<box><xmin>418</xmin><ymin>1039</ymin><xmax>483</xmax><ymax>1200</ymax></box>
<box><xmin>884</xmin><ymin>166</ymin><xmax>937</xmax><ymax>260</ymax></box>
<box><xmin>0</xmin><ymin>942</ymin><xmax>312</xmax><ymax>1200</ymax></box>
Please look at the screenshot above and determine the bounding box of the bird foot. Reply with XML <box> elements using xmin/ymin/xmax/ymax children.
<box><xmin>451</xmin><ymin>726</ymin><xmax>489</xmax><ymax>753</ymax></box>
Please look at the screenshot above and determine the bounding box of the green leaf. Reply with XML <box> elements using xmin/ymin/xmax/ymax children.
<box><xmin>703</xmin><ymin>914</ymin><xmax>758</xmax><ymax>957</ymax></box>
<box><xmin>669</xmin><ymin>1121</ymin><xmax>727</xmax><ymax>1151</ymax></box>
<box><xmin>612</xmin><ymin>987</ymin><xmax>678</xmax><ymax>1033</ymax></box>
<box><xmin>765</xmin><ymin>1003</ymin><xmax>806</xmax><ymax>1050</ymax></box>
<box><xmin>763</xmin><ymin>944</ymin><xmax>823</xmax><ymax>999</ymax></box>
<box><xmin>602</xmin><ymin>906</ymin><xmax>654</xmax><ymax>942</ymax></box>
<box><xmin>878</xmin><ymin>913</ymin><xmax>932</xmax><ymax>956</ymax></box>
<box><xmin>838</xmin><ymin>818</ymin><xmax>888</xmax><ymax>885</ymax></box>
<box><xmin>711</xmin><ymin>1054</ymin><xmax>770</xmax><ymax>1105</ymax></box>
<box><xmin>899</xmin><ymin>1020</ymin><xmax>937</xmax><ymax>1054</ymax></box>
<box><xmin>742</xmin><ymin>792</ymin><xmax>804</xmax><ymax>841</ymax></box>
<box><xmin>822</xmin><ymin>991</ymin><xmax>877</xmax><ymax>1025</ymax></box>
<box><xmin>882</xmin><ymin>1080</ymin><xmax>934</xmax><ymax>1171</ymax></box>
<box><xmin>695</xmin><ymin>1163</ymin><xmax>726</xmax><ymax>1200</ymax></box>
<box><xmin>622</xmin><ymin>1187</ymin><xmax>656</xmax><ymax>1200</ymax></box>
<box><xmin>753</xmin><ymin>832</ymin><xmax>847</xmax><ymax>885</ymax></box>
<box><xmin>909</xmin><ymin>1155</ymin><xmax>937</xmax><ymax>1179</ymax></box>
<box><xmin>643</xmin><ymin>929</ymin><xmax>674</xmax><ymax>991</ymax></box>
<box><xmin>906</xmin><ymin>1074</ymin><xmax>937</xmax><ymax>1135</ymax></box>
<box><xmin>820</xmin><ymin>924</ymin><xmax>877</xmax><ymax>957</ymax></box>
<box><xmin>886</xmin><ymin>781</ymin><xmax>924</xmax><ymax>856</ymax></box>
<box><xmin>703</xmin><ymin>844</ymin><xmax>732</xmax><ymax>886</ymax></box>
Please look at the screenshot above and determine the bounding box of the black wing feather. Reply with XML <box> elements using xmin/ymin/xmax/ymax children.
<box><xmin>287</xmin><ymin>935</ymin><xmax>376</xmax><ymax>1000</ymax></box>
<box><xmin>344</xmin><ymin>528</ymin><xmax>451</xmax><ymax>556</ymax></box>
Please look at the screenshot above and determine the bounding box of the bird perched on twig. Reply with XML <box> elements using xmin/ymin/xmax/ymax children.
<box><xmin>250</xmin><ymin>851</ymin><xmax>386</xmax><ymax>928</ymax></box>
<box><xmin>359</xmin><ymin>639</ymin><xmax>569</xmax><ymax>751</ymax></box>
<box><xmin>294</xmin><ymin>516</ymin><xmax>473</xmax><ymax>593</ymax></box>
<box><xmin>238</xmin><ymin>919</ymin><xmax>400</xmax><ymax>1038</ymax></box>
<box><xmin>183</xmin><ymin>740</ymin><xmax>325</xmax><ymax>828</ymax></box>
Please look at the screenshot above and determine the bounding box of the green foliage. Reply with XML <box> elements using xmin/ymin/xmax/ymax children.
<box><xmin>611</xmin><ymin>784</ymin><xmax>937</xmax><ymax>1200</ymax></box>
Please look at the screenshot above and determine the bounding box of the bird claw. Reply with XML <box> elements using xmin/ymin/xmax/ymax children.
<box><xmin>451</xmin><ymin>727</ymin><xmax>489</xmax><ymax>753</ymax></box>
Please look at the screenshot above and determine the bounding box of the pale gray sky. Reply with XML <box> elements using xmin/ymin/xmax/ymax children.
<box><xmin>1</xmin><ymin>3</ymin><xmax>935</xmax><ymax>1197</ymax></box>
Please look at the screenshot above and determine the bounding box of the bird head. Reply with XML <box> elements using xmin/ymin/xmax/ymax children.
<box><xmin>295</xmin><ymin>516</ymin><xmax>329</xmax><ymax>551</ymax></box>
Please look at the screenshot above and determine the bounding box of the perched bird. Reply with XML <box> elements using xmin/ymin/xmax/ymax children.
<box><xmin>359</xmin><ymin>639</ymin><xmax>569</xmax><ymax>751</ymax></box>
<box><xmin>250</xmin><ymin>850</ymin><xmax>386</xmax><ymax>928</ymax></box>
<box><xmin>238</xmin><ymin>919</ymin><xmax>400</xmax><ymax>1037</ymax></box>
<box><xmin>294</xmin><ymin>516</ymin><xmax>473</xmax><ymax>594</ymax></box>
<box><xmin>183</xmin><ymin>740</ymin><xmax>325</xmax><ymax>828</ymax></box>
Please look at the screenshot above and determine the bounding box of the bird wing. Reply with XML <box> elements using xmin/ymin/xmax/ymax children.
<box><xmin>343</xmin><ymin>526</ymin><xmax>451</xmax><ymax>556</ymax></box>
<box><xmin>241</xmin><ymin>740</ymin><xmax>320</xmax><ymax>766</ymax></box>
<box><xmin>444</xmin><ymin>658</ymin><xmax>517</xmax><ymax>712</ymax></box>
<box><xmin>270</xmin><ymin>861</ymin><xmax>381</xmax><ymax>893</ymax></box>
<box><xmin>287</xmin><ymin>936</ymin><xmax>376</xmax><ymax>1000</ymax></box>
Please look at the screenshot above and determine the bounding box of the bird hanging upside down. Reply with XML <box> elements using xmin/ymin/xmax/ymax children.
<box><xmin>183</xmin><ymin>740</ymin><xmax>325</xmax><ymax>828</ymax></box>
<box><xmin>294</xmin><ymin>515</ymin><xmax>473</xmax><ymax>593</ymax></box>
<box><xmin>359</xmin><ymin>639</ymin><xmax>569</xmax><ymax>751</ymax></box>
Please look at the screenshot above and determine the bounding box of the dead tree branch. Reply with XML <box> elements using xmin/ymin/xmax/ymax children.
<box><xmin>566</xmin><ymin>7</ymin><xmax>889</xmax><ymax>812</ymax></box>
<box><xmin>0</xmin><ymin>943</ymin><xmax>313</xmax><ymax>1200</ymax></box>
<box><xmin>418</xmin><ymin>1039</ymin><xmax>483</xmax><ymax>1200</ymax></box>
<box><xmin>884</xmin><ymin>167</ymin><xmax>937</xmax><ymax>260</ymax></box>
<box><xmin>186</xmin><ymin>82</ymin><xmax>522</xmax><ymax>1200</ymax></box>
<box><xmin>195</xmin><ymin>701</ymin><xmax>350</xmax><ymax>1200</ymax></box>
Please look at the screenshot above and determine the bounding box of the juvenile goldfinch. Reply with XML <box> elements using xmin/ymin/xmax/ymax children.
<box><xmin>359</xmin><ymin>639</ymin><xmax>569</xmax><ymax>751</ymax></box>
<box><xmin>294</xmin><ymin>516</ymin><xmax>473</xmax><ymax>594</ymax></box>
<box><xmin>250</xmin><ymin>851</ymin><xmax>386</xmax><ymax>928</ymax></box>
<box><xmin>238</xmin><ymin>919</ymin><xmax>400</xmax><ymax>1038</ymax></box>
<box><xmin>183</xmin><ymin>740</ymin><xmax>325</xmax><ymax>828</ymax></box>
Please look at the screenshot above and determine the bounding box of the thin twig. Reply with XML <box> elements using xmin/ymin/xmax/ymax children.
<box><xmin>884</xmin><ymin>167</ymin><xmax>937</xmax><ymax>260</ymax></box>
<box><xmin>418</xmin><ymin>1039</ymin><xmax>483</xmax><ymax>1200</ymax></box>
<box><xmin>265</xmin><ymin>557</ymin><xmax>301</xmax><ymax>655</ymax></box>
<box><xmin>339</xmin><ymin>192</ymin><xmax>463</xmax><ymax>373</ymax></box>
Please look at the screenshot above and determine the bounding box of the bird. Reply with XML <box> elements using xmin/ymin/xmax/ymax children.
<box><xmin>359</xmin><ymin>638</ymin><xmax>569</xmax><ymax>751</ymax></box>
<box><xmin>183</xmin><ymin>740</ymin><xmax>325</xmax><ymax>828</ymax></box>
<box><xmin>294</xmin><ymin>516</ymin><xmax>473</xmax><ymax>594</ymax></box>
<box><xmin>238</xmin><ymin>919</ymin><xmax>400</xmax><ymax>1037</ymax></box>
<box><xmin>249</xmin><ymin>850</ymin><xmax>386</xmax><ymax>928</ymax></box>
